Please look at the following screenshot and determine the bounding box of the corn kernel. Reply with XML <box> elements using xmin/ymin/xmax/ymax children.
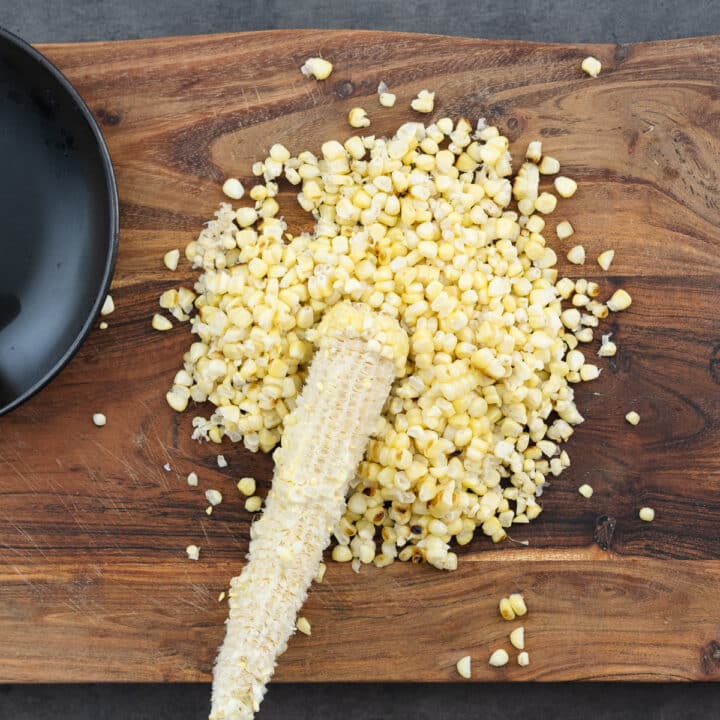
<box><xmin>456</xmin><ymin>655</ymin><xmax>472</xmax><ymax>679</ymax></box>
<box><xmin>581</xmin><ymin>56</ymin><xmax>602</xmax><ymax>77</ymax></box>
<box><xmin>245</xmin><ymin>495</ymin><xmax>263</xmax><ymax>512</ymax></box>
<box><xmin>556</xmin><ymin>220</ymin><xmax>574</xmax><ymax>239</ymax></box>
<box><xmin>554</xmin><ymin>176</ymin><xmax>577</xmax><ymax>198</ymax></box>
<box><xmin>411</xmin><ymin>89</ymin><xmax>435</xmax><ymax>114</ymax></box>
<box><xmin>237</xmin><ymin>477</ymin><xmax>257</xmax><ymax>496</ymax></box>
<box><xmin>489</xmin><ymin>649</ymin><xmax>509</xmax><ymax>667</ymax></box>
<box><xmin>296</xmin><ymin>616</ymin><xmax>312</xmax><ymax>635</ymax></box>
<box><xmin>152</xmin><ymin>313</ymin><xmax>173</xmax><ymax>331</ymax></box>
<box><xmin>101</xmin><ymin>294</ymin><xmax>115</xmax><ymax>316</ymax></box>
<box><xmin>163</xmin><ymin>249</ymin><xmax>180</xmax><ymax>271</ymax></box>
<box><xmin>607</xmin><ymin>289</ymin><xmax>632</xmax><ymax>311</ymax></box>
<box><xmin>348</xmin><ymin>107</ymin><xmax>370</xmax><ymax>128</ymax></box>
<box><xmin>517</xmin><ymin>651</ymin><xmax>530</xmax><ymax>667</ymax></box>
<box><xmin>222</xmin><ymin>178</ymin><xmax>244</xmax><ymax>200</ymax></box>
<box><xmin>92</xmin><ymin>412</ymin><xmax>107</xmax><ymax>427</ymax></box>
<box><xmin>301</xmin><ymin>57</ymin><xmax>333</xmax><ymax>80</ymax></box>
<box><xmin>597</xmin><ymin>249</ymin><xmax>615</xmax><ymax>271</ymax></box>
<box><xmin>625</xmin><ymin>411</ymin><xmax>640</xmax><ymax>426</ymax></box>
<box><xmin>639</xmin><ymin>506</ymin><xmax>655</xmax><ymax>522</ymax></box>
<box><xmin>578</xmin><ymin>483</ymin><xmax>594</xmax><ymax>498</ymax></box>
<box><xmin>510</xmin><ymin>626</ymin><xmax>525</xmax><ymax>650</ymax></box>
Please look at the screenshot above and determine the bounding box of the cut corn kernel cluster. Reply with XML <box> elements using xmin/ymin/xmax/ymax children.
<box><xmin>163</xmin><ymin>116</ymin><xmax>630</xmax><ymax>571</ymax></box>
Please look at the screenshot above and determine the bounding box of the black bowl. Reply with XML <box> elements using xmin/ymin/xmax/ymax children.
<box><xmin>0</xmin><ymin>28</ymin><xmax>118</xmax><ymax>415</ymax></box>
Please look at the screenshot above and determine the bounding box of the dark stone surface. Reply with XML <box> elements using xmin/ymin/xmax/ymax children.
<box><xmin>2</xmin><ymin>1</ymin><xmax>719</xmax><ymax>717</ymax></box>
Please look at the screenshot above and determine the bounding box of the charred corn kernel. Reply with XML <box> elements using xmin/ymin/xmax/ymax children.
<box><xmin>554</xmin><ymin>176</ymin><xmax>577</xmax><ymax>198</ymax></box>
<box><xmin>639</xmin><ymin>506</ymin><xmax>655</xmax><ymax>522</ymax></box>
<box><xmin>222</xmin><ymin>178</ymin><xmax>244</xmax><ymax>199</ymax></box>
<box><xmin>186</xmin><ymin>544</ymin><xmax>200</xmax><ymax>561</ymax></box>
<box><xmin>296</xmin><ymin>617</ymin><xmax>312</xmax><ymax>636</ymax></box>
<box><xmin>332</xmin><ymin>544</ymin><xmax>353</xmax><ymax>562</ymax></box>
<box><xmin>348</xmin><ymin>107</ymin><xmax>370</xmax><ymax>128</ymax></box>
<box><xmin>205</xmin><ymin>489</ymin><xmax>222</xmax><ymax>506</ymax></box>
<box><xmin>597</xmin><ymin>249</ymin><xmax>615</xmax><ymax>270</ymax></box>
<box><xmin>411</xmin><ymin>89</ymin><xmax>435</xmax><ymax>113</ymax></box>
<box><xmin>526</xmin><ymin>140</ymin><xmax>542</xmax><ymax>163</ymax></box>
<box><xmin>489</xmin><ymin>649</ymin><xmax>509</xmax><ymax>667</ymax></box>
<box><xmin>245</xmin><ymin>495</ymin><xmax>263</xmax><ymax>512</ymax></box>
<box><xmin>456</xmin><ymin>655</ymin><xmax>472</xmax><ymax>679</ymax></box>
<box><xmin>518</xmin><ymin>651</ymin><xmax>530</xmax><ymax>667</ymax></box>
<box><xmin>509</xmin><ymin>593</ymin><xmax>527</xmax><ymax>616</ymax></box>
<box><xmin>379</xmin><ymin>92</ymin><xmax>397</xmax><ymax>107</ymax></box>
<box><xmin>556</xmin><ymin>220</ymin><xmax>574</xmax><ymax>239</ymax></box>
<box><xmin>300</xmin><ymin>57</ymin><xmax>333</xmax><ymax>80</ymax></box>
<box><xmin>187</xmin><ymin>472</ymin><xmax>198</xmax><ymax>487</ymax></box>
<box><xmin>510</xmin><ymin>626</ymin><xmax>525</xmax><ymax>650</ymax></box>
<box><xmin>92</xmin><ymin>413</ymin><xmax>107</xmax><ymax>427</ymax></box>
<box><xmin>164</xmin><ymin>249</ymin><xmax>180</xmax><ymax>271</ymax></box>
<box><xmin>607</xmin><ymin>289</ymin><xmax>632</xmax><ymax>311</ymax></box>
<box><xmin>578</xmin><ymin>483</ymin><xmax>594</xmax><ymax>498</ymax></box>
<box><xmin>237</xmin><ymin>477</ymin><xmax>257</xmax><ymax>496</ymax></box>
<box><xmin>101</xmin><ymin>294</ymin><xmax>115</xmax><ymax>316</ymax></box>
<box><xmin>581</xmin><ymin>56</ymin><xmax>602</xmax><ymax>77</ymax></box>
<box><xmin>152</xmin><ymin>313</ymin><xmax>172</xmax><ymax>331</ymax></box>
<box><xmin>567</xmin><ymin>245</ymin><xmax>585</xmax><ymax>264</ymax></box>
<box><xmin>625</xmin><ymin>411</ymin><xmax>640</xmax><ymax>426</ymax></box>
<box><xmin>499</xmin><ymin>597</ymin><xmax>516</xmax><ymax>621</ymax></box>
<box><xmin>539</xmin><ymin>155</ymin><xmax>560</xmax><ymax>174</ymax></box>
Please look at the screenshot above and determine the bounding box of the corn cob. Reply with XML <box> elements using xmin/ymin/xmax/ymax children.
<box><xmin>210</xmin><ymin>303</ymin><xmax>408</xmax><ymax>720</ymax></box>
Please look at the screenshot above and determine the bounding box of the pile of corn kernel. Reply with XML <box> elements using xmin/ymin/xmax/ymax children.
<box><xmin>158</xmin><ymin>113</ymin><xmax>631</xmax><ymax>572</ymax></box>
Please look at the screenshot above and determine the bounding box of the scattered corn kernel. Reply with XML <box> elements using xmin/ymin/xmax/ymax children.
<box><xmin>489</xmin><ymin>649</ymin><xmax>510</xmax><ymax>667</ymax></box>
<box><xmin>411</xmin><ymin>89</ymin><xmax>435</xmax><ymax>113</ymax></box>
<box><xmin>315</xmin><ymin>562</ymin><xmax>327</xmax><ymax>583</ymax></box>
<box><xmin>510</xmin><ymin>627</ymin><xmax>525</xmax><ymax>650</ymax></box>
<box><xmin>578</xmin><ymin>483</ymin><xmax>594</xmax><ymax>498</ymax></box>
<box><xmin>535</xmin><ymin>192</ymin><xmax>557</xmax><ymax>214</ymax></box>
<box><xmin>100</xmin><ymin>294</ymin><xmax>115</xmax><ymax>316</ymax></box>
<box><xmin>509</xmin><ymin>593</ymin><xmax>527</xmax><ymax>616</ymax></box>
<box><xmin>556</xmin><ymin>220</ymin><xmax>574</xmax><ymax>239</ymax></box>
<box><xmin>625</xmin><ymin>411</ymin><xmax>640</xmax><ymax>426</ymax></box>
<box><xmin>218</xmin><ymin>591</ymin><xmax>226</xmax><ymax>602</ymax></box>
<box><xmin>205</xmin><ymin>489</ymin><xmax>222</xmax><ymax>506</ymax></box>
<box><xmin>607</xmin><ymin>289</ymin><xmax>632</xmax><ymax>311</ymax></box>
<box><xmin>92</xmin><ymin>413</ymin><xmax>107</xmax><ymax>427</ymax></box>
<box><xmin>597</xmin><ymin>249</ymin><xmax>615</xmax><ymax>270</ymax></box>
<box><xmin>186</xmin><ymin>544</ymin><xmax>200</xmax><ymax>561</ymax></box>
<box><xmin>539</xmin><ymin>155</ymin><xmax>560</xmax><ymax>174</ymax></box>
<box><xmin>581</xmin><ymin>56</ymin><xmax>602</xmax><ymax>77</ymax></box>
<box><xmin>296</xmin><ymin>616</ymin><xmax>312</xmax><ymax>636</ymax></box>
<box><xmin>499</xmin><ymin>597</ymin><xmax>516</xmax><ymax>621</ymax></box>
<box><xmin>332</xmin><ymin>545</ymin><xmax>353</xmax><ymax>562</ymax></box>
<box><xmin>245</xmin><ymin>495</ymin><xmax>263</xmax><ymax>512</ymax></box>
<box><xmin>99</xmin><ymin>321</ymin><xmax>108</xmax><ymax>330</ymax></box>
<box><xmin>517</xmin><ymin>651</ymin><xmax>530</xmax><ymax>667</ymax></box>
<box><xmin>222</xmin><ymin>178</ymin><xmax>244</xmax><ymax>200</ymax></box>
<box><xmin>164</xmin><ymin>249</ymin><xmax>180</xmax><ymax>271</ymax></box>
<box><xmin>526</xmin><ymin>140</ymin><xmax>542</xmax><ymax>163</ymax></box>
<box><xmin>348</xmin><ymin>107</ymin><xmax>370</xmax><ymax>128</ymax></box>
<box><xmin>554</xmin><ymin>176</ymin><xmax>577</xmax><ymax>198</ymax></box>
<box><xmin>567</xmin><ymin>245</ymin><xmax>586</xmax><ymax>264</ymax></box>
<box><xmin>300</xmin><ymin>57</ymin><xmax>333</xmax><ymax>80</ymax></box>
<box><xmin>187</xmin><ymin>471</ymin><xmax>198</xmax><ymax>486</ymax></box>
<box><xmin>379</xmin><ymin>92</ymin><xmax>396</xmax><ymax>107</ymax></box>
<box><xmin>152</xmin><ymin>313</ymin><xmax>172</xmax><ymax>331</ymax></box>
<box><xmin>237</xmin><ymin>477</ymin><xmax>257</xmax><ymax>496</ymax></box>
<box><xmin>639</xmin><ymin>506</ymin><xmax>655</xmax><ymax>522</ymax></box>
<box><xmin>217</xmin><ymin>454</ymin><xmax>228</xmax><ymax>468</ymax></box>
<box><xmin>456</xmin><ymin>655</ymin><xmax>472</xmax><ymax>679</ymax></box>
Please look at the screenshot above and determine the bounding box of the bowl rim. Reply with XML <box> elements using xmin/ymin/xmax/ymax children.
<box><xmin>0</xmin><ymin>26</ymin><xmax>119</xmax><ymax>416</ymax></box>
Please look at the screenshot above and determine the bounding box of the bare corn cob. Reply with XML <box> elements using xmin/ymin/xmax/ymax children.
<box><xmin>210</xmin><ymin>303</ymin><xmax>408</xmax><ymax>720</ymax></box>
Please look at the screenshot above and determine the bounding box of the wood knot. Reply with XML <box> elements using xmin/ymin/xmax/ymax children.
<box><xmin>593</xmin><ymin>514</ymin><xmax>616</xmax><ymax>550</ymax></box>
<box><xmin>96</xmin><ymin>108</ymin><xmax>122</xmax><ymax>126</ymax></box>
<box><xmin>709</xmin><ymin>344</ymin><xmax>720</xmax><ymax>385</ymax></box>
<box><xmin>334</xmin><ymin>80</ymin><xmax>355</xmax><ymax>100</ymax></box>
<box><xmin>614</xmin><ymin>43</ymin><xmax>631</xmax><ymax>64</ymax></box>
<box><xmin>701</xmin><ymin>640</ymin><xmax>720</xmax><ymax>675</ymax></box>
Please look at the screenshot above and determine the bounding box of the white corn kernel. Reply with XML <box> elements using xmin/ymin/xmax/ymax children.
<box><xmin>379</xmin><ymin>92</ymin><xmax>397</xmax><ymax>107</ymax></box>
<box><xmin>625</xmin><ymin>411</ymin><xmax>640</xmax><ymax>426</ymax></box>
<box><xmin>301</xmin><ymin>57</ymin><xmax>333</xmax><ymax>80</ymax></box>
<box><xmin>554</xmin><ymin>176</ymin><xmax>577</xmax><ymax>198</ymax></box>
<box><xmin>509</xmin><ymin>593</ymin><xmax>527</xmax><ymax>616</ymax></box>
<box><xmin>510</xmin><ymin>626</ymin><xmax>525</xmax><ymax>650</ymax></box>
<box><xmin>152</xmin><ymin>313</ymin><xmax>172</xmax><ymax>331</ymax></box>
<box><xmin>163</xmin><ymin>249</ymin><xmax>180</xmax><ymax>271</ymax></box>
<box><xmin>578</xmin><ymin>483</ymin><xmax>594</xmax><ymax>498</ymax></box>
<box><xmin>598</xmin><ymin>340</ymin><xmax>617</xmax><ymax>357</ymax></box>
<box><xmin>567</xmin><ymin>245</ymin><xmax>585</xmax><ymax>264</ymax></box>
<box><xmin>517</xmin><ymin>651</ymin><xmax>530</xmax><ymax>667</ymax></box>
<box><xmin>100</xmin><ymin>294</ymin><xmax>115</xmax><ymax>316</ymax></box>
<box><xmin>456</xmin><ymin>655</ymin><xmax>472</xmax><ymax>679</ymax></box>
<box><xmin>489</xmin><ymin>649</ymin><xmax>509</xmax><ymax>667</ymax></box>
<box><xmin>556</xmin><ymin>220</ymin><xmax>574</xmax><ymax>239</ymax></box>
<box><xmin>348</xmin><ymin>107</ymin><xmax>370</xmax><ymax>128</ymax></box>
<box><xmin>597</xmin><ymin>250</ymin><xmax>615</xmax><ymax>271</ymax></box>
<box><xmin>607</xmin><ymin>289</ymin><xmax>632</xmax><ymax>311</ymax></box>
<box><xmin>186</xmin><ymin>544</ymin><xmax>200</xmax><ymax>561</ymax></box>
<box><xmin>92</xmin><ymin>413</ymin><xmax>106</xmax><ymax>427</ymax></box>
<box><xmin>534</xmin><ymin>192</ymin><xmax>557</xmax><ymax>214</ymax></box>
<box><xmin>205</xmin><ymin>489</ymin><xmax>222</xmax><ymax>506</ymax></box>
<box><xmin>639</xmin><ymin>507</ymin><xmax>655</xmax><ymax>522</ymax></box>
<box><xmin>411</xmin><ymin>90</ymin><xmax>435</xmax><ymax>114</ymax></box>
<box><xmin>539</xmin><ymin>155</ymin><xmax>560</xmax><ymax>174</ymax></box>
<box><xmin>222</xmin><ymin>178</ymin><xmax>244</xmax><ymax>200</ymax></box>
<box><xmin>187</xmin><ymin>472</ymin><xmax>198</xmax><ymax>487</ymax></box>
<box><xmin>581</xmin><ymin>56</ymin><xmax>602</xmax><ymax>77</ymax></box>
<box><xmin>296</xmin><ymin>617</ymin><xmax>312</xmax><ymax>636</ymax></box>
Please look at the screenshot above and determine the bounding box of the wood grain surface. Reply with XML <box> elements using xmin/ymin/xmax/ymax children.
<box><xmin>1</xmin><ymin>30</ymin><xmax>720</xmax><ymax>683</ymax></box>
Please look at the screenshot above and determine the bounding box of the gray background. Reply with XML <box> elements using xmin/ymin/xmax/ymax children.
<box><xmin>2</xmin><ymin>0</ymin><xmax>720</xmax><ymax>718</ymax></box>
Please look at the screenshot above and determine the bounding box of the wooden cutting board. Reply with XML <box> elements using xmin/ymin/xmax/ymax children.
<box><xmin>1</xmin><ymin>30</ymin><xmax>719</xmax><ymax>683</ymax></box>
